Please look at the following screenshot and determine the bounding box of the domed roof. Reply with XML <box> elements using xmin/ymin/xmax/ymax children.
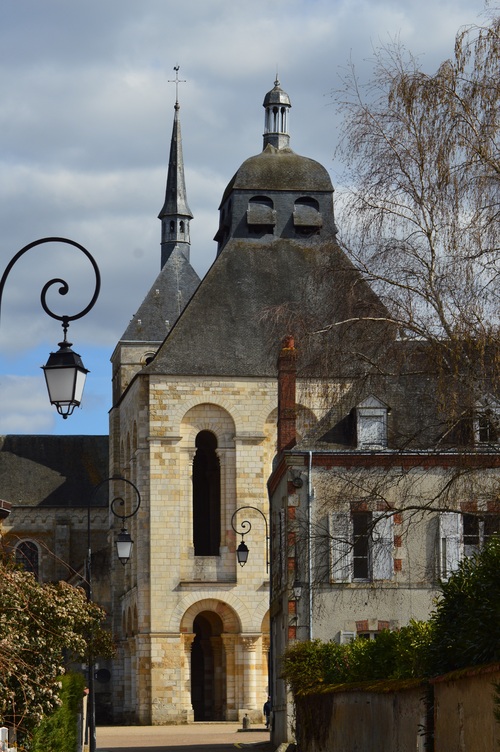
<box><xmin>221</xmin><ymin>144</ymin><xmax>333</xmax><ymax>201</ymax></box>
<box><xmin>263</xmin><ymin>78</ymin><xmax>291</xmax><ymax>107</ymax></box>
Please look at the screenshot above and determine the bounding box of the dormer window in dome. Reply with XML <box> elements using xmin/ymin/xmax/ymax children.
<box><xmin>293</xmin><ymin>197</ymin><xmax>322</xmax><ymax>236</ymax></box>
<box><xmin>247</xmin><ymin>196</ymin><xmax>276</xmax><ymax>234</ymax></box>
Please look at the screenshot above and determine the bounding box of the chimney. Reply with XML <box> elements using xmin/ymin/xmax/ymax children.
<box><xmin>277</xmin><ymin>335</ymin><xmax>297</xmax><ymax>453</ymax></box>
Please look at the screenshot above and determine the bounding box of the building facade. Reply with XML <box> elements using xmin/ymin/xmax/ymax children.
<box><xmin>2</xmin><ymin>77</ymin><xmax>498</xmax><ymax>739</ymax></box>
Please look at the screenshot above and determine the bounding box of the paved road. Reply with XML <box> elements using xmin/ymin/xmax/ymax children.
<box><xmin>96</xmin><ymin>722</ymin><xmax>273</xmax><ymax>752</ymax></box>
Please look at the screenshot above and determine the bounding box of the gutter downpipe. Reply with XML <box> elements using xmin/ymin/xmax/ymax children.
<box><xmin>308</xmin><ymin>450</ymin><xmax>313</xmax><ymax>640</ymax></box>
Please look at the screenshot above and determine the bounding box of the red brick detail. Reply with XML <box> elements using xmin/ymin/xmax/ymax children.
<box><xmin>393</xmin><ymin>513</ymin><xmax>403</xmax><ymax>525</ymax></box>
<box><xmin>277</xmin><ymin>336</ymin><xmax>297</xmax><ymax>453</ymax></box>
<box><xmin>288</xmin><ymin>626</ymin><xmax>297</xmax><ymax>640</ymax></box>
<box><xmin>351</xmin><ymin>500</ymin><xmax>369</xmax><ymax>512</ymax></box>
<box><xmin>288</xmin><ymin>531</ymin><xmax>296</xmax><ymax>547</ymax></box>
<box><xmin>487</xmin><ymin>500</ymin><xmax>500</xmax><ymax>513</ymax></box>
<box><xmin>376</xmin><ymin>501</ymin><xmax>395</xmax><ymax>512</ymax></box>
<box><xmin>394</xmin><ymin>534</ymin><xmax>402</xmax><ymax>548</ymax></box>
<box><xmin>461</xmin><ymin>500</ymin><xmax>477</xmax><ymax>513</ymax></box>
<box><xmin>394</xmin><ymin>558</ymin><xmax>403</xmax><ymax>572</ymax></box>
<box><xmin>356</xmin><ymin>620</ymin><xmax>369</xmax><ymax>632</ymax></box>
<box><xmin>288</xmin><ymin>600</ymin><xmax>297</xmax><ymax>615</ymax></box>
<box><xmin>313</xmin><ymin>454</ymin><xmax>500</xmax><ymax>470</ymax></box>
<box><xmin>287</xmin><ymin>557</ymin><xmax>295</xmax><ymax>571</ymax></box>
<box><xmin>378</xmin><ymin>621</ymin><xmax>390</xmax><ymax>631</ymax></box>
<box><xmin>288</xmin><ymin>506</ymin><xmax>296</xmax><ymax>520</ymax></box>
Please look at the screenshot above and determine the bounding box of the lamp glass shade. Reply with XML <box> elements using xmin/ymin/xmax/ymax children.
<box><xmin>42</xmin><ymin>341</ymin><xmax>89</xmax><ymax>418</ymax></box>
<box><xmin>292</xmin><ymin>582</ymin><xmax>303</xmax><ymax>601</ymax></box>
<box><xmin>236</xmin><ymin>540</ymin><xmax>249</xmax><ymax>566</ymax></box>
<box><xmin>116</xmin><ymin>528</ymin><xmax>133</xmax><ymax>564</ymax></box>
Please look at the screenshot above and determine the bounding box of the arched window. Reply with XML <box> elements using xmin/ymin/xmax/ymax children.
<box><xmin>180</xmin><ymin>221</ymin><xmax>185</xmax><ymax>234</ymax></box>
<box><xmin>170</xmin><ymin>220</ymin><xmax>175</xmax><ymax>233</ymax></box>
<box><xmin>15</xmin><ymin>540</ymin><xmax>39</xmax><ymax>579</ymax></box>
<box><xmin>192</xmin><ymin>431</ymin><xmax>221</xmax><ymax>556</ymax></box>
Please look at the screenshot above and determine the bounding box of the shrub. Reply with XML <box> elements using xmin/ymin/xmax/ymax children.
<box><xmin>30</xmin><ymin>673</ymin><xmax>86</xmax><ymax>752</ymax></box>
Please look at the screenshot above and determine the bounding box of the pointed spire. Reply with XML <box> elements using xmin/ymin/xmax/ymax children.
<box><xmin>158</xmin><ymin>66</ymin><xmax>193</xmax><ymax>268</ymax></box>
<box><xmin>262</xmin><ymin>78</ymin><xmax>291</xmax><ymax>150</ymax></box>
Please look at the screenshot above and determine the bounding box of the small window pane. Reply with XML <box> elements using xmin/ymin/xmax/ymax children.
<box><xmin>16</xmin><ymin>541</ymin><xmax>39</xmax><ymax>579</ymax></box>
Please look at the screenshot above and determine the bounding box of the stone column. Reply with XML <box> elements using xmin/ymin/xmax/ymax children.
<box><xmin>240</xmin><ymin>634</ymin><xmax>261</xmax><ymax>721</ymax></box>
<box><xmin>261</xmin><ymin>634</ymin><xmax>271</xmax><ymax>695</ymax></box>
<box><xmin>221</xmin><ymin>634</ymin><xmax>238</xmax><ymax>720</ymax></box>
<box><xmin>181</xmin><ymin>633</ymin><xmax>195</xmax><ymax>722</ymax></box>
<box><xmin>211</xmin><ymin>636</ymin><xmax>224</xmax><ymax>720</ymax></box>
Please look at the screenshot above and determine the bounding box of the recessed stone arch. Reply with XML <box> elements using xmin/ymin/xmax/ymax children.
<box><xmin>179</xmin><ymin>597</ymin><xmax>242</xmax><ymax>634</ymax></box>
<box><xmin>180</xmin><ymin>403</ymin><xmax>236</xmax><ymax>449</ymax></box>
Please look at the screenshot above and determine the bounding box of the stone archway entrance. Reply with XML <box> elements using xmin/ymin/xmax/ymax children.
<box><xmin>191</xmin><ymin>611</ymin><xmax>225</xmax><ymax>720</ymax></box>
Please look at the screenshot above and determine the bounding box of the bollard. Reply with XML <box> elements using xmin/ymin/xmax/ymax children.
<box><xmin>242</xmin><ymin>713</ymin><xmax>251</xmax><ymax>730</ymax></box>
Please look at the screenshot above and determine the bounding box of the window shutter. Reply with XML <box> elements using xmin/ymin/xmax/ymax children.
<box><xmin>439</xmin><ymin>512</ymin><xmax>462</xmax><ymax>579</ymax></box>
<box><xmin>339</xmin><ymin>630</ymin><xmax>356</xmax><ymax>644</ymax></box>
<box><xmin>372</xmin><ymin>512</ymin><xmax>394</xmax><ymax>580</ymax></box>
<box><xmin>330</xmin><ymin>512</ymin><xmax>352</xmax><ymax>582</ymax></box>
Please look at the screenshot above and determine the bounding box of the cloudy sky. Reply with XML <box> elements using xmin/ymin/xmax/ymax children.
<box><xmin>0</xmin><ymin>0</ymin><xmax>488</xmax><ymax>435</ymax></box>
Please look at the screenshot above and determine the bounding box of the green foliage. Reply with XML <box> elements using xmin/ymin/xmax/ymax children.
<box><xmin>30</xmin><ymin>674</ymin><xmax>86</xmax><ymax>752</ymax></box>
<box><xmin>0</xmin><ymin>554</ymin><xmax>114</xmax><ymax>744</ymax></box>
<box><xmin>282</xmin><ymin>620</ymin><xmax>433</xmax><ymax>693</ymax></box>
<box><xmin>428</xmin><ymin>535</ymin><xmax>500</xmax><ymax>675</ymax></box>
<box><xmin>284</xmin><ymin>537</ymin><xmax>500</xmax><ymax>696</ymax></box>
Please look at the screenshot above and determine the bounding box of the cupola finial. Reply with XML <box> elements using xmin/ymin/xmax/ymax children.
<box><xmin>263</xmin><ymin>78</ymin><xmax>291</xmax><ymax>150</ymax></box>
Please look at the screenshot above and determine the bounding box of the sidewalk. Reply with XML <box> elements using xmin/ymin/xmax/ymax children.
<box><xmin>96</xmin><ymin>722</ymin><xmax>273</xmax><ymax>752</ymax></box>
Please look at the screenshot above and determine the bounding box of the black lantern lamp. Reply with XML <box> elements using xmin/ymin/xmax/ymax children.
<box><xmin>0</xmin><ymin>237</ymin><xmax>100</xmax><ymax>418</ymax></box>
<box><xmin>108</xmin><ymin>479</ymin><xmax>142</xmax><ymax>566</ymax></box>
<box><xmin>115</xmin><ymin>527</ymin><xmax>134</xmax><ymax>565</ymax></box>
<box><xmin>236</xmin><ymin>539</ymin><xmax>249</xmax><ymax>567</ymax></box>
<box><xmin>231</xmin><ymin>506</ymin><xmax>269</xmax><ymax>572</ymax></box>
<box><xmin>86</xmin><ymin>477</ymin><xmax>141</xmax><ymax>752</ymax></box>
<box><xmin>42</xmin><ymin>323</ymin><xmax>89</xmax><ymax>419</ymax></box>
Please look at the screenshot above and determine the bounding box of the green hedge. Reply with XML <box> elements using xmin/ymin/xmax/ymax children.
<box><xmin>30</xmin><ymin>673</ymin><xmax>86</xmax><ymax>752</ymax></box>
<box><xmin>282</xmin><ymin>536</ymin><xmax>500</xmax><ymax>695</ymax></box>
<box><xmin>282</xmin><ymin>620</ymin><xmax>433</xmax><ymax>694</ymax></box>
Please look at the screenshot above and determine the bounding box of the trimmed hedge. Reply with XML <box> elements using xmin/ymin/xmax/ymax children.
<box><xmin>282</xmin><ymin>536</ymin><xmax>500</xmax><ymax>695</ymax></box>
<box><xmin>30</xmin><ymin>673</ymin><xmax>86</xmax><ymax>752</ymax></box>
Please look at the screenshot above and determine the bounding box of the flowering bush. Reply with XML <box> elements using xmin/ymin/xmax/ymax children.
<box><xmin>0</xmin><ymin>556</ymin><xmax>114</xmax><ymax>744</ymax></box>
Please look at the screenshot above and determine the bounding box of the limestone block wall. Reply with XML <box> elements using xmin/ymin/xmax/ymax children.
<box><xmin>109</xmin><ymin>373</ymin><xmax>276</xmax><ymax>723</ymax></box>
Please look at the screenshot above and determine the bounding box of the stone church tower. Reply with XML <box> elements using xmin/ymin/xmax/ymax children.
<box><xmin>109</xmin><ymin>78</ymin><xmax>353</xmax><ymax>724</ymax></box>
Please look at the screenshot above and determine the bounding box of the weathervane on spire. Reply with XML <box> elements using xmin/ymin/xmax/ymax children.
<box><xmin>169</xmin><ymin>65</ymin><xmax>186</xmax><ymax>108</ymax></box>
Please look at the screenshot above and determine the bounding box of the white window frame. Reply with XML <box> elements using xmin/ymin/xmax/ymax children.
<box><xmin>356</xmin><ymin>395</ymin><xmax>389</xmax><ymax>449</ymax></box>
<box><xmin>438</xmin><ymin>511</ymin><xmax>500</xmax><ymax>579</ymax></box>
<box><xmin>474</xmin><ymin>394</ymin><xmax>500</xmax><ymax>444</ymax></box>
<box><xmin>330</xmin><ymin>511</ymin><xmax>394</xmax><ymax>583</ymax></box>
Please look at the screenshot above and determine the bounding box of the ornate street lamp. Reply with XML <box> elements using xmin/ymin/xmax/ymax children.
<box><xmin>231</xmin><ymin>506</ymin><xmax>269</xmax><ymax>573</ymax></box>
<box><xmin>0</xmin><ymin>237</ymin><xmax>101</xmax><ymax>418</ymax></box>
<box><xmin>86</xmin><ymin>476</ymin><xmax>141</xmax><ymax>752</ymax></box>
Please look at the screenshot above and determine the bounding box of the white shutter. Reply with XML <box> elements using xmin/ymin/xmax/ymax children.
<box><xmin>339</xmin><ymin>630</ymin><xmax>356</xmax><ymax>644</ymax></box>
<box><xmin>439</xmin><ymin>512</ymin><xmax>462</xmax><ymax>579</ymax></box>
<box><xmin>330</xmin><ymin>512</ymin><xmax>352</xmax><ymax>582</ymax></box>
<box><xmin>372</xmin><ymin>512</ymin><xmax>394</xmax><ymax>580</ymax></box>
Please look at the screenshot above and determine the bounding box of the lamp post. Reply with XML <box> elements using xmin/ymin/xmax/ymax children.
<box><xmin>230</xmin><ymin>506</ymin><xmax>269</xmax><ymax>573</ymax></box>
<box><xmin>0</xmin><ymin>237</ymin><xmax>101</xmax><ymax>418</ymax></box>
<box><xmin>86</xmin><ymin>476</ymin><xmax>141</xmax><ymax>752</ymax></box>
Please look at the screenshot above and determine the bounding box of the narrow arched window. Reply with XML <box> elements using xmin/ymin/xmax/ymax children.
<box><xmin>170</xmin><ymin>220</ymin><xmax>175</xmax><ymax>233</ymax></box>
<box><xmin>15</xmin><ymin>540</ymin><xmax>39</xmax><ymax>579</ymax></box>
<box><xmin>192</xmin><ymin>431</ymin><xmax>221</xmax><ymax>556</ymax></box>
<box><xmin>180</xmin><ymin>221</ymin><xmax>185</xmax><ymax>234</ymax></box>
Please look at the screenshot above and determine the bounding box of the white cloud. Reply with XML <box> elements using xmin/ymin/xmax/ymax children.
<box><xmin>0</xmin><ymin>0</ymin><xmax>488</xmax><ymax>435</ymax></box>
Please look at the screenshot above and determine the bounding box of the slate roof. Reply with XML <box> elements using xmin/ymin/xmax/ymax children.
<box><xmin>221</xmin><ymin>145</ymin><xmax>333</xmax><ymax>203</ymax></box>
<box><xmin>0</xmin><ymin>434</ymin><xmax>108</xmax><ymax>507</ymax></box>
<box><xmin>144</xmin><ymin>236</ymin><xmax>389</xmax><ymax>379</ymax></box>
<box><xmin>120</xmin><ymin>245</ymin><xmax>201</xmax><ymax>342</ymax></box>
